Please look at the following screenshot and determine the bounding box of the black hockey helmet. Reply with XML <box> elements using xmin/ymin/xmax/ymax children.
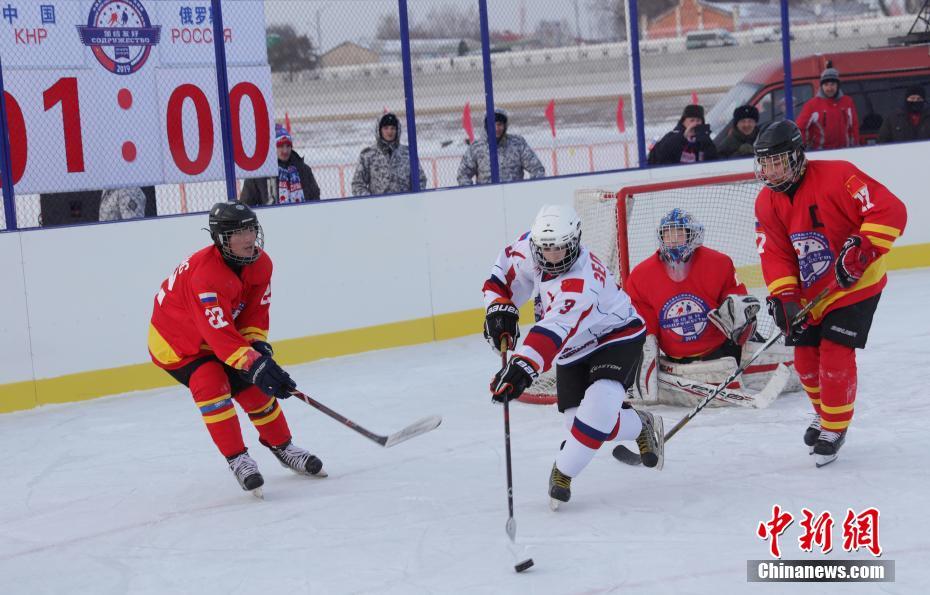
<box><xmin>753</xmin><ymin>120</ymin><xmax>806</xmax><ymax>193</ymax></box>
<box><xmin>208</xmin><ymin>202</ymin><xmax>264</xmax><ymax>265</ymax></box>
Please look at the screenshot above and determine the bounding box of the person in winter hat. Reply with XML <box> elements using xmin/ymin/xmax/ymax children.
<box><xmin>878</xmin><ymin>85</ymin><xmax>930</xmax><ymax>144</ymax></box>
<box><xmin>351</xmin><ymin>112</ymin><xmax>427</xmax><ymax>196</ymax></box>
<box><xmin>716</xmin><ymin>104</ymin><xmax>761</xmax><ymax>159</ymax></box>
<box><xmin>240</xmin><ymin>123</ymin><xmax>321</xmax><ymax>205</ymax></box>
<box><xmin>648</xmin><ymin>103</ymin><xmax>718</xmax><ymax>165</ymax></box>
<box><xmin>457</xmin><ymin>107</ymin><xmax>546</xmax><ymax>185</ymax></box>
<box><xmin>796</xmin><ymin>63</ymin><xmax>860</xmax><ymax>150</ymax></box>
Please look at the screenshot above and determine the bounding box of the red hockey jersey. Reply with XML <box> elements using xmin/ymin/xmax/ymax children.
<box><xmin>626</xmin><ymin>246</ymin><xmax>747</xmax><ymax>359</ymax></box>
<box><xmin>754</xmin><ymin>160</ymin><xmax>907</xmax><ymax>322</ymax></box>
<box><xmin>148</xmin><ymin>245</ymin><xmax>272</xmax><ymax>371</ymax></box>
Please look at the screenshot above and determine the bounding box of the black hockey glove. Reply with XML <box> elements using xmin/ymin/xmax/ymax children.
<box><xmin>835</xmin><ymin>234</ymin><xmax>878</xmax><ymax>289</ymax></box>
<box><xmin>766</xmin><ymin>292</ymin><xmax>808</xmax><ymax>341</ymax></box>
<box><xmin>251</xmin><ymin>340</ymin><xmax>274</xmax><ymax>357</ymax></box>
<box><xmin>484</xmin><ymin>300</ymin><xmax>520</xmax><ymax>353</ymax></box>
<box><xmin>243</xmin><ymin>355</ymin><xmax>295</xmax><ymax>399</ymax></box>
<box><xmin>490</xmin><ymin>355</ymin><xmax>539</xmax><ymax>403</ymax></box>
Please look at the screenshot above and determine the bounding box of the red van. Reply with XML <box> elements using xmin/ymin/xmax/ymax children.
<box><xmin>706</xmin><ymin>44</ymin><xmax>930</xmax><ymax>145</ymax></box>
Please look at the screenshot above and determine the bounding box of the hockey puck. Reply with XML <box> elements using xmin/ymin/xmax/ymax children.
<box><xmin>514</xmin><ymin>558</ymin><xmax>535</xmax><ymax>573</ymax></box>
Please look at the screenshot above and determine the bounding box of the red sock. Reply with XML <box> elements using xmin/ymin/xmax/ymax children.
<box><xmin>793</xmin><ymin>345</ymin><xmax>822</xmax><ymax>417</ymax></box>
<box><xmin>236</xmin><ymin>386</ymin><xmax>292</xmax><ymax>448</ymax></box>
<box><xmin>818</xmin><ymin>340</ymin><xmax>856</xmax><ymax>433</ymax></box>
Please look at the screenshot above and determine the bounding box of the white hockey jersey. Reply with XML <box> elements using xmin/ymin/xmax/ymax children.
<box><xmin>483</xmin><ymin>232</ymin><xmax>645</xmax><ymax>373</ymax></box>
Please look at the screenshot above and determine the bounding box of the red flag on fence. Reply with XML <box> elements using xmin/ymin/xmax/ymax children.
<box><xmin>462</xmin><ymin>102</ymin><xmax>474</xmax><ymax>143</ymax></box>
<box><xmin>691</xmin><ymin>91</ymin><xmax>699</xmax><ymax>105</ymax></box>
<box><xmin>544</xmin><ymin>99</ymin><xmax>556</xmax><ymax>137</ymax></box>
<box><xmin>284</xmin><ymin>111</ymin><xmax>292</xmax><ymax>134</ymax></box>
<box><xmin>616</xmin><ymin>96</ymin><xmax>626</xmax><ymax>133</ymax></box>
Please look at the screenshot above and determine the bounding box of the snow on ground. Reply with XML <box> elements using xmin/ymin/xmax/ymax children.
<box><xmin>2</xmin><ymin>268</ymin><xmax>929</xmax><ymax>594</ymax></box>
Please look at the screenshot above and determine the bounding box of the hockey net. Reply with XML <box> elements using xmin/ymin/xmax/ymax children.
<box><xmin>520</xmin><ymin>172</ymin><xmax>776</xmax><ymax>405</ymax></box>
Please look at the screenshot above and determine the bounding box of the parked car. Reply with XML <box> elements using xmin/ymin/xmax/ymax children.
<box><xmin>705</xmin><ymin>44</ymin><xmax>930</xmax><ymax>146</ymax></box>
<box><xmin>685</xmin><ymin>29</ymin><xmax>738</xmax><ymax>50</ymax></box>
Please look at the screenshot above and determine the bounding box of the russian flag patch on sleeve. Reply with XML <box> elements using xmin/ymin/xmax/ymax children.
<box><xmin>199</xmin><ymin>292</ymin><xmax>218</xmax><ymax>305</ymax></box>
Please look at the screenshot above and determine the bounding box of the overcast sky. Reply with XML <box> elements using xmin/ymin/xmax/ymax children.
<box><xmin>261</xmin><ymin>0</ymin><xmax>596</xmax><ymax>51</ymax></box>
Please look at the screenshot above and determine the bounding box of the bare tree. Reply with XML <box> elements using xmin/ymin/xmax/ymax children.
<box><xmin>586</xmin><ymin>0</ymin><xmax>679</xmax><ymax>41</ymax></box>
<box><xmin>267</xmin><ymin>24</ymin><xmax>318</xmax><ymax>81</ymax></box>
<box><xmin>375</xmin><ymin>6</ymin><xmax>481</xmax><ymax>40</ymax></box>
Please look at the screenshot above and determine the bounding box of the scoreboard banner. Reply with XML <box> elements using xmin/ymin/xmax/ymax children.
<box><xmin>0</xmin><ymin>0</ymin><xmax>275</xmax><ymax>194</ymax></box>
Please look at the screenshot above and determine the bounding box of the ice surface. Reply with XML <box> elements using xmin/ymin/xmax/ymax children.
<box><xmin>2</xmin><ymin>269</ymin><xmax>928</xmax><ymax>594</ymax></box>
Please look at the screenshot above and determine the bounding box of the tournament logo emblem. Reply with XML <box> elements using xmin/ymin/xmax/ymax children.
<box><xmin>791</xmin><ymin>231</ymin><xmax>833</xmax><ymax>288</ymax></box>
<box><xmin>659</xmin><ymin>293</ymin><xmax>710</xmax><ymax>342</ymax></box>
<box><xmin>78</xmin><ymin>0</ymin><xmax>161</xmax><ymax>75</ymax></box>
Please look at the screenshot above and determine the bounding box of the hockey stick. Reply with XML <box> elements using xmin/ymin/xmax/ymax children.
<box><xmin>657</xmin><ymin>361</ymin><xmax>790</xmax><ymax>409</ymax></box>
<box><xmin>614</xmin><ymin>287</ymin><xmax>829</xmax><ymax>465</ymax></box>
<box><xmin>498</xmin><ymin>337</ymin><xmax>534</xmax><ymax>573</ymax></box>
<box><xmin>289</xmin><ymin>389</ymin><xmax>442</xmax><ymax>448</ymax></box>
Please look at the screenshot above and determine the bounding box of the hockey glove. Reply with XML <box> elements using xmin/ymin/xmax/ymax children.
<box><xmin>766</xmin><ymin>292</ymin><xmax>808</xmax><ymax>341</ymax></box>
<box><xmin>835</xmin><ymin>234</ymin><xmax>878</xmax><ymax>289</ymax></box>
<box><xmin>251</xmin><ymin>340</ymin><xmax>274</xmax><ymax>357</ymax></box>
<box><xmin>707</xmin><ymin>294</ymin><xmax>761</xmax><ymax>346</ymax></box>
<box><xmin>243</xmin><ymin>355</ymin><xmax>296</xmax><ymax>399</ymax></box>
<box><xmin>490</xmin><ymin>355</ymin><xmax>539</xmax><ymax>403</ymax></box>
<box><xmin>484</xmin><ymin>299</ymin><xmax>520</xmax><ymax>353</ymax></box>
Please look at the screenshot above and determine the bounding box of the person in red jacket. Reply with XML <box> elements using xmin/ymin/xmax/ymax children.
<box><xmin>796</xmin><ymin>65</ymin><xmax>860</xmax><ymax>150</ymax></box>
<box><xmin>753</xmin><ymin>120</ymin><xmax>907</xmax><ymax>467</ymax></box>
<box><xmin>149</xmin><ymin>202</ymin><xmax>325</xmax><ymax>496</ymax></box>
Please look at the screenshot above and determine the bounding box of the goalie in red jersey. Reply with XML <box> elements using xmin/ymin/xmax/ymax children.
<box><xmin>753</xmin><ymin>120</ymin><xmax>907</xmax><ymax>467</ymax></box>
<box><xmin>625</xmin><ymin>209</ymin><xmax>797</xmax><ymax>409</ymax></box>
<box><xmin>148</xmin><ymin>202</ymin><xmax>325</xmax><ymax>496</ymax></box>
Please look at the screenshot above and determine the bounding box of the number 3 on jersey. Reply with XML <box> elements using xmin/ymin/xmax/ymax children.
<box><xmin>205</xmin><ymin>306</ymin><xmax>228</xmax><ymax>329</ymax></box>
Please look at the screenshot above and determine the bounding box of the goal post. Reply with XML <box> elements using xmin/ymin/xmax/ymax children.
<box><xmin>520</xmin><ymin>171</ymin><xmax>771</xmax><ymax>405</ymax></box>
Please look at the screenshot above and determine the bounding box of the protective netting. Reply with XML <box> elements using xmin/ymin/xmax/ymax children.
<box><xmin>523</xmin><ymin>175</ymin><xmax>778</xmax><ymax>403</ymax></box>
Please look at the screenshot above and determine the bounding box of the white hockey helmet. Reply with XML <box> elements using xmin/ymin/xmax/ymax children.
<box><xmin>530</xmin><ymin>204</ymin><xmax>582</xmax><ymax>276</ymax></box>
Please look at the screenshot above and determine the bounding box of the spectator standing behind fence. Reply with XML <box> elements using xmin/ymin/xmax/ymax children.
<box><xmin>351</xmin><ymin>113</ymin><xmax>427</xmax><ymax>196</ymax></box>
<box><xmin>648</xmin><ymin>104</ymin><xmax>718</xmax><ymax>165</ymax></box>
<box><xmin>99</xmin><ymin>186</ymin><xmax>146</xmax><ymax>221</ymax></box>
<box><xmin>795</xmin><ymin>65</ymin><xmax>859</xmax><ymax>150</ymax></box>
<box><xmin>240</xmin><ymin>125</ymin><xmax>320</xmax><ymax>205</ymax></box>
<box><xmin>878</xmin><ymin>85</ymin><xmax>930</xmax><ymax>144</ymax></box>
<box><xmin>456</xmin><ymin>108</ymin><xmax>545</xmax><ymax>185</ymax></box>
<box><xmin>716</xmin><ymin>105</ymin><xmax>760</xmax><ymax>159</ymax></box>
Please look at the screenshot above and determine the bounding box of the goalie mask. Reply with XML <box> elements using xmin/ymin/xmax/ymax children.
<box><xmin>530</xmin><ymin>205</ymin><xmax>582</xmax><ymax>276</ymax></box>
<box><xmin>657</xmin><ymin>209</ymin><xmax>704</xmax><ymax>281</ymax></box>
<box><xmin>208</xmin><ymin>202</ymin><xmax>264</xmax><ymax>266</ymax></box>
<box><xmin>753</xmin><ymin>119</ymin><xmax>806</xmax><ymax>193</ymax></box>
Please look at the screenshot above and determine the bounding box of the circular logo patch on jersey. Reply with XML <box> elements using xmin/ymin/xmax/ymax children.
<box><xmin>659</xmin><ymin>293</ymin><xmax>710</xmax><ymax>343</ymax></box>
<box><xmin>791</xmin><ymin>231</ymin><xmax>833</xmax><ymax>288</ymax></box>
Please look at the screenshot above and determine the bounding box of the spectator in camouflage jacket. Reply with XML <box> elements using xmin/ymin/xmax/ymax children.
<box><xmin>456</xmin><ymin>108</ymin><xmax>545</xmax><ymax>185</ymax></box>
<box><xmin>351</xmin><ymin>113</ymin><xmax>427</xmax><ymax>196</ymax></box>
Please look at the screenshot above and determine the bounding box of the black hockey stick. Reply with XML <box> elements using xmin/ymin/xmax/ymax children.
<box><xmin>498</xmin><ymin>337</ymin><xmax>534</xmax><ymax>573</ymax></box>
<box><xmin>289</xmin><ymin>389</ymin><xmax>441</xmax><ymax>448</ymax></box>
<box><xmin>614</xmin><ymin>286</ymin><xmax>830</xmax><ymax>465</ymax></box>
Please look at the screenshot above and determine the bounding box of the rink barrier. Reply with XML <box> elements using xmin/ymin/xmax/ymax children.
<box><xmin>0</xmin><ymin>142</ymin><xmax>928</xmax><ymax>415</ymax></box>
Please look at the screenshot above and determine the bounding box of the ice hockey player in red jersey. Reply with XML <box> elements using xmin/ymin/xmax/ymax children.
<box><xmin>624</xmin><ymin>209</ymin><xmax>794</xmax><ymax>408</ymax></box>
<box><xmin>148</xmin><ymin>202</ymin><xmax>324</xmax><ymax>496</ymax></box>
<box><xmin>753</xmin><ymin>120</ymin><xmax>907</xmax><ymax>467</ymax></box>
<box><xmin>483</xmin><ymin>205</ymin><xmax>664</xmax><ymax>509</ymax></box>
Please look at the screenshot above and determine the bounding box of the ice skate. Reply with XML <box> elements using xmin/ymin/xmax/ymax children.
<box><xmin>227</xmin><ymin>450</ymin><xmax>265</xmax><ymax>498</ymax></box>
<box><xmin>270</xmin><ymin>440</ymin><xmax>327</xmax><ymax>477</ymax></box>
<box><xmin>635</xmin><ymin>408</ymin><xmax>665</xmax><ymax>470</ymax></box>
<box><xmin>813</xmin><ymin>429</ymin><xmax>846</xmax><ymax>468</ymax></box>
<box><xmin>804</xmin><ymin>414</ymin><xmax>821</xmax><ymax>454</ymax></box>
<box><xmin>548</xmin><ymin>463</ymin><xmax>572</xmax><ymax>511</ymax></box>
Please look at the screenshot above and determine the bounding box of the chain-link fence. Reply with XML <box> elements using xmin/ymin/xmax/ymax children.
<box><xmin>1</xmin><ymin>0</ymin><xmax>928</xmax><ymax>230</ymax></box>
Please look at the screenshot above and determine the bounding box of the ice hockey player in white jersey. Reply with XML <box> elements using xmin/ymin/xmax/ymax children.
<box><xmin>483</xmin><ymin>205</ymin><xmax>665</xmax><ymax>509</ymax></box>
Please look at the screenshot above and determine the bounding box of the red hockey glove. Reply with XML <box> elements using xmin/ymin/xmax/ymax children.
<box><xmin>835</xmin><ymin>234</ymin><xmax>878</xmax><ymax>289</ymax></box>
<box><xmin>490</xmin><ymin>355</ymin><xmax>539</xmax><ymax>403</ymax></box>
<box><xmin>766</xmin><ymin>291</ymin><xmax>808</xmax><ymax>341</ymax></box>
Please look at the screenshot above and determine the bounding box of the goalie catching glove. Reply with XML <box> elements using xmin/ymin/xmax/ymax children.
<box><xmin>484</xmin><ymin>299</ymin><xmax>520</xmax><ymax>352</ymax></box>
<box><xmin>491</xmin><ymin>355</ymin><xmax>539</xmax><ymax>403</ymax></box>
<box><xmin>707</xmin><ymin>294</ymin><xmax>761</xmax><ymax>345</ymax></box>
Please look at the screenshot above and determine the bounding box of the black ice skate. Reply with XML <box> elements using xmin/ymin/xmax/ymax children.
<box><xmin>227</xmin><ymin>450</ymin><xmax>265</xmax><ymax>498</ymax></box>
<box><xmin>813</xmin><ymin>429</ymin><xmax>846</xmax><ymax>468</ymax></box>
<box><xmin>804</xmin><ymin>414</ymin><xmax>821</xmax><ymax>453</ymax></box>
<box><xmin>549</xmin><ymin>463</ymin><xmax>572</xmax><ymax>511</ymax></box>
<box><xmin>635</xmin><ymin>408</ymin><xmax>665</xmax><ymax>470</ymax></box>
<box><xmin>270</xmin><ymin>440</ymin><xmax>327</xmax><ymax>477</ymax></box>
